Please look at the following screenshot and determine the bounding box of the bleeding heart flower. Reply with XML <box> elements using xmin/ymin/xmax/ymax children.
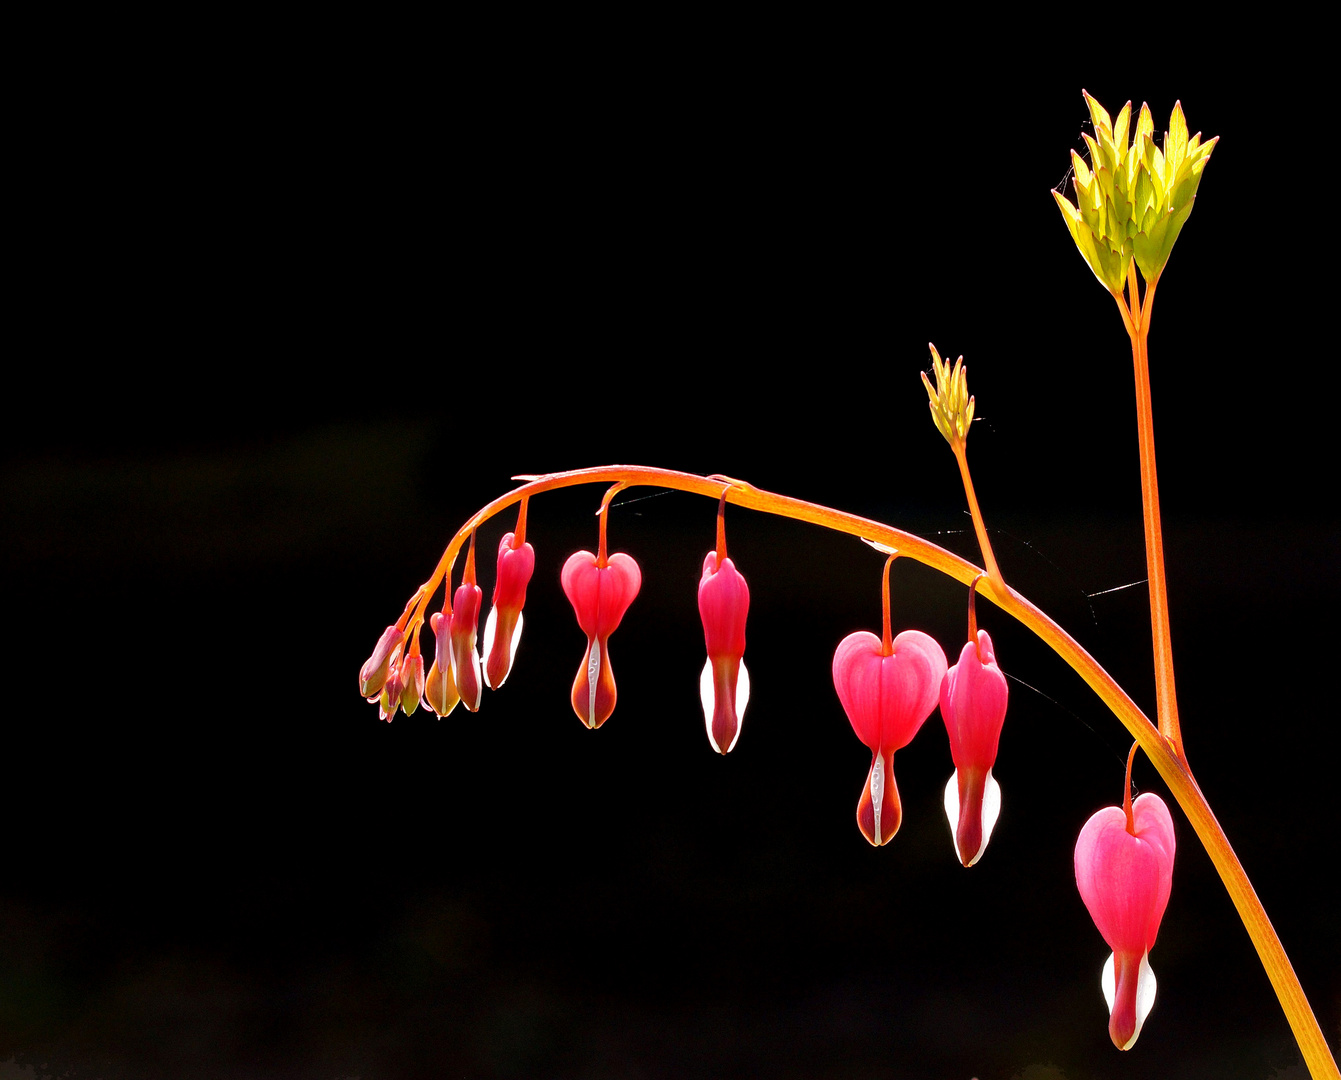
<box><xmin>831</xmin><ymin>553</ymin><xmax>947</xmax><ymax>846</ymax></box>
<box><xmin>561</xmin><ymin>485</ymin><xmax>642</xmax><ymax>729</ymax></box>
<box><xmin>1074</xmin><ymin>754</ymin><xmax>1175</xmax><ymax>1051</ymax></box>
<box><xmin>562</xmin><ymin>550</ymin><xmax>641</xmax><ymax>728</ymax></box>
<box><xmin>483</xmin><ymin>498</ymin><xmax>535</xmax><ymax>690</ymax></box>
<box><xmin>940</xmin><ymin>578</ymin><xmax>1009</xmax><ymax>867</ymax></box>
<box><xmin>697</xmin><ymin>494</ymin><xmax>750</xmax><ymax>754</ymax></box>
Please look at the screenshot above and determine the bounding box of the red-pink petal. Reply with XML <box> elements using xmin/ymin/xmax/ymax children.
<box><xmin>940</xmin><ymin>631</ymin><xmax>1008</xmax><ymax>770</ymax></box>
<box><xmin>699</xmin><ymin>553</ymin><xmax>749</xmax><ymax>659</ymax></box>
<box><xmin>832</xmin><ymin>629</ymin><xmax>947</xmax><ymax>753</ymax></box>
<box><xmin>1075</xmin><ymin>792</ymin><xmax>1175</xmax><ymax>1049</ymax></box>
<box><xmin>483</xmin><ymin>534</ymin><xmax>536</xmax><ymax>690</ymax></box>
<box><xmin>450</xmin><ymin>582</ymin><xmax>483</xmax><ymax>712</ymax></box>
<box><xmin>561</xmin><ymin>551</ymin><xmax>642</xmax><ymax>638</ymax></box>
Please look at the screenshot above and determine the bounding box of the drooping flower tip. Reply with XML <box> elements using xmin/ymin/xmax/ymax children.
<box><xmin>359</xmin><ymin>625</ymin><xmax>405</xmax><ymax>699</ymax></box>
<box><xmin>698</xmin><ymin>551</ymin><xmax>750</xmax><ymax>754</ymax></box>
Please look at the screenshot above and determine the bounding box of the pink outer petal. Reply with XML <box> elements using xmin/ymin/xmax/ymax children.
<box><xmin>940</xmin><ymin>631</ymin><xmax>1009</xmax><ymax>771</ymax></box>
<box><xmin>1074</xmin><ymin>793</ymin><xmax>1175</xmax><ymax>956</ymax></box>
<box><xmin>424</xmin><ymin>611</ymin><xmax>459</xmax><ymax>717</ymax></box>
<box><xmin>359</xmin><ymin>625</ymin><xmax>405</xmax><ymax>698</ymax></box>
<box><xmin>561</xmin><ymin>551</ymin><xmax>642</xmax><ymax>638</ymax></box>
<box><xmin>698</xmin><ymin>553</ymin><xmax>749</xmax><ymax>659</ymax></box>
<box><xmin>492</xmin><ymin>534</ymin><xmax>535</xmax><ymax>610</ymax></box>
<box><xmin>832</xmin><ymin>629</ymin><xmax>947</xmax><ymax>753</ymax></box>
<box><xmin>450</xmin><ymin>582</ymin><xmax>483</xmax><ymax>712</ymax></box>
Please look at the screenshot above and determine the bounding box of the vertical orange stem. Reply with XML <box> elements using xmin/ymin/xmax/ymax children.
<box><xmin>595</xmin><ymin>482</ymin><xmax>625</xmax><ymax>569</ymax></box>
<box><xmin>715</xmin><ymin>491</ymin><xmax>728</xmax><ymax>561</ymax></box>
<box><xmin>1125</xmin><ymin>268</ymin><xmax>1184</xmax><ymax>763</ymax></box>
<box><xmin>952</xmin><ymin>443</ymin><xmax>1003</xmax><ymax>584</ymax></box>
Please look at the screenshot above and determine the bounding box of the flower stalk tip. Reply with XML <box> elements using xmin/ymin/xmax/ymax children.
<box><xmin>921</xmin><ymin>344</ymin><xmax>974</xmax><ymax>449</ymax></box>
<box><xmin>1056</xmin><ymin>91</ymin><xmax>1217</xmax><ymax>294</ymax></box>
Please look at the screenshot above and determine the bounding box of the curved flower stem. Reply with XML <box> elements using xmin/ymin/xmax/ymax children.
<box><xmin>880</xmin><ymin>551</ymin><xmax>898</xmax><ymax>656</ymax></box>
<box><xmin>951</xmin><ymin>442</ymin><xmax>1003</xmax><ymax>585</ymax></box>
<box><xmin>398</xmin><ymin>465</ymin><xmax>1335</xmax><ymax>1077</ymax></box>
<box><xmin>1117</xmin><ymin>265</ymin><xmax>1185</xmax><ymax>764</ymax></box>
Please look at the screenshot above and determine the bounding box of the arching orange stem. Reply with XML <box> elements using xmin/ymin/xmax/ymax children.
<box><xmin>387</xmin><ymin>464</ymin><xmax>1334</xmax><ymax>1077</ymax></box>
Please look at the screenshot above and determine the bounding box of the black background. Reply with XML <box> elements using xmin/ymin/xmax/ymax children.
<box><xmin>2</xmin><ymin>31</ymin><xmax>1336</xmax><ymax>1080</ymax></box>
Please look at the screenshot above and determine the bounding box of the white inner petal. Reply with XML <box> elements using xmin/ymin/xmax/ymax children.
<box><xmin>586</xmin><ymin>638</ymin><xmax>600</xmax><ymax>727</ymax></box>
<box><xmin>465</xmin><ymin>647</ymin><xmax>482</xmax><ymax>710</ymax></box>
<box><xmin>730</xmin><ymin>660</ymin><xmax>749</xmax><ymax>752</ymax></box>
<box><xmin>699</xmin><ymin>658</ymin><xmax>719</xmax><ymax>752</ymax></box>
<box><xmin>975</xmin><ymin>770</ymin><xmax>1002</xmax><ymax>866</ymax></box>
<box><xmin>698</xmin><ymin>659</ymin><xmax>750</xmax><ymax>754</ymax></box>
<box><xmin>1132</xmin><ymin>950</ymin><xmax>1157</xmax><ymax>1049</ymax></box>
<box><xmin>482</xmin><ymin>607</ymin><xmax>499</xmax><ymax>688</ymax></box>
<box><xmin>505</xmin><ymin>610</ymin><xmax>523</xmax><ymax>684</ymax></box>
<box><xmin>942</xmin><ymin>769</ymin><xmax>1003</xmax><ymax>867</ymax></box>
<box><xmin>943</xmin><ymin>771</ymin><xmax>963</xmax><ymax>863</ymax></box>
<box><xmin>1101</xmin><ymin>950</ymin><xmax>1158</xmax><ymax>1050</ymax></box>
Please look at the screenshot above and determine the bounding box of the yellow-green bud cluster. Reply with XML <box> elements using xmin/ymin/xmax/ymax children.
<box><xmin>922</xmin><ymin>344</ymin><xmax>974</xmax><ymax>447</ymax></box>
<box><xmin>1053</xmin><ymin>91</ymin><xmax>1217</xmax><ymax>294</ymax></box>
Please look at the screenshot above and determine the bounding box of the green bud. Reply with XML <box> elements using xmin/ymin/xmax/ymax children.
<box><xmin>922</xmin><ymin>344</ymin><xmax>975</xmax><ymax>447</ymax></box>
<box><xmin>1055</xmin><ymin>91</ymin><xmax>1217</xmax><ymax>292</ymax></box>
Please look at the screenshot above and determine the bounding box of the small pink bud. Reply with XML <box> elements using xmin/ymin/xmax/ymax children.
<box><xmin>378</xmin><ymin>659</ymin><xmax>405</xmax><ymax>722</ymax></box>
<box><xmin>561</xmin><ymin>549</ymin><xmax>641</xmax><ymax>729</ymax></box>
<box><xmin>832</xmin><ymin>630</ymin><xmax>947</xmax><ymax>846</ymax></box>
<box><xmin>450</xmin><ymin>580</ymin><xmax>484</xmax><ymax>712</ymax></box>
<box><xmin>697</xmin><ymin>551</ymin><xmax>750</xmax><ymax>754</ymax></box>
<box><xmin>483</xmin><ymin>532</ymin><xmax>536</xmax><ymax>690</ymax></box>
<box><xmin>424</xmin><ymin>611</ymin><xmax>460</xmax><ymax>717</ymax></box>
<box><xmin>398</xmin><ymin>653</ymin><xmax>425</xmax><ymax>717</ymax></box>
<box><xmin>359</xmin><ymin>625</ymin><xmax>404</xmax><ymax>699</ymax></box>
<box><xmin>1075</xmin><ymin>791</ymin><xmax>1175</xmax><ymax>1050</ymax></box>
<box><xmin>940</xmin><ymin>630</ymin><xmax>1009</xmax><ymax>867</ymax></box>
